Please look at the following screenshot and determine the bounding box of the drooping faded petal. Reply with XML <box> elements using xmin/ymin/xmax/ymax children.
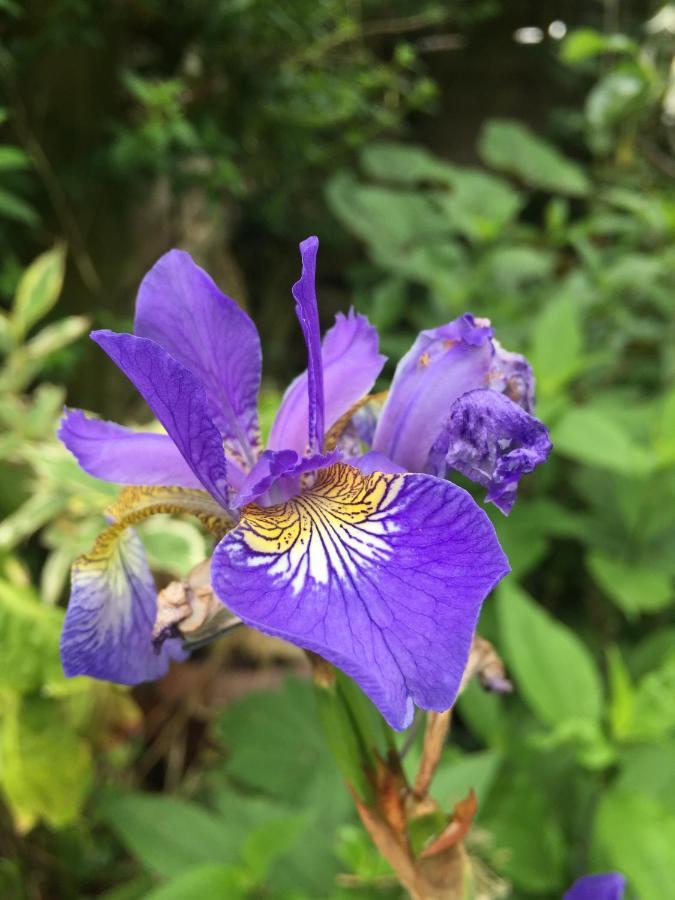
<box><xmin>91</xmin><ymin>330</ymin><xmax>230</xmax><ymax>508</ymax></box>
<box><xmin>563</xmin><ymin>873</ymin><xmax>626</xmax><ymax>900</ymax></box>
<box><xmin>373</xmin><ymin>314</ymin><xmax>495</xmax><ymax>471</ymax></box>
<box><xmin>211</xmin><ymin>463</ymin><xmax>509</xmax><ymax>730</ymax></box>
<box><xmin>59</xmin><ymin>408</ymin><xmax>204</xmax><ymax>489</ymax></box>
<box><xmin>428</xmin><ymin>390</ymin><xmax>552</xmax><ymax>514</ymax></box>
<box><xmin>234</xmin><ymin>448</ymin><xmax>342</xmax><ymax>507</ymax></box>
<box><xmin>270</xmin><ymin>308</ymin><xmax>386</xmax><ymax>455</ymax></box>
<box><xmin>61</xmin><ymin>525</ymin><xmax>184</xmax><ymax>683</ymax></box>
<box><xmin>134</xmin><ymin>250</ymin><xmax>262</xmax><ymax>466</ymax></box>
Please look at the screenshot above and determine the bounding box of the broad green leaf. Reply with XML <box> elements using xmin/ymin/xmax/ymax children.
<box><xmin>0</xmin><ymin>145</ymin><xmax>31</xmax><ymax>171</ymax></box>
<box><xmin>360</xmin><ymin>141</ymin><xmax>457</xmax><ymax>184</ymax></box>
<box><xmin>0</xmin><ymin>579</ymin><xmax>64</xmax><ymax>691</ymax></box>
<box><xmin>326</xmin><ymin>172</ymin><xmax>449</xmax><ymax>250</ymax></box>
<box><xmin>142</xmin><ymin>865</ymin><xmax>249</xmax><ymax>900</ymax></box>
<box><xmin>97</xmin><ymin>792</ymin><xmax>244</xmax><ymax>878</ymax></box>
<box><xmin>497</xmin><ymin>582</ymin><xmax>603</xmax><ymax>726</ymax></box>
<box><xmin>587</xmin><ymin>552</ymin><xmax>672</xmax><ymax>617</ymax></box>
<box><xmin>586</xmin><ymin>69</ymin><xmax>650</xmax><ymax>154</ymax></box>
<box><xmin>216</xmin><ymin>677</ymin><xmax>352</xmax><ymax>894</ymax></box>
<box><xmin>553</xmin><ymin>406</ymin><xmax>654</xmax><ymax>476</ymax></box>
<box><xmin>630</xmin><ymin>653</ymin><xmax>675</xmax><ymax>741</ymax></box>
<box><xmin>1</xmin><ymin>695</ymin><xmax>92</xmax><ymax>831</ymax></box>
<box><xmin>0</xmin><ymin>493</ymin><xmax>65</xmax><ymax>551</ymax></box>
<box><xmin>593</xmin><ymin>789</ymin><xmax>675</xmax><ymax>899</ymax></box>
<box><xmin>437</xmin><ymin>167</ymin><xmax>522</xmax><ymax>243</ymax></box>
<box><xmin>561</xmin><ymin>28</ymin><xmax>637</xmax><ymax>64</ymax></box>
<box><xmin>478</xmin><ymin>119</ymin><xmax>589</xmax><ymax>195</ymax></box>
<box><xmin>481</xmin><ymin>761</ymin><xmax>566</xmax><ymax>891</ymax></box>
<box><xmin>11</xmin><ymin>245</ymin><xmax>66</xmax><ymax>340</ymax></box>
<box><xmin>530</xmin><ymin>288</ymin><xmax>584</xmax><ymax>396</ymax></box>
<box><xmin>1</xmin><ymin>316</ymin><xmax>89</xmax><ymax>391</ymax></box>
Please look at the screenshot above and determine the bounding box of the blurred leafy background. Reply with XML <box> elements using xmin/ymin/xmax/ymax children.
<box><xmin>1</xmin><ymin>1</ymin><xmax>675</xmax><ymax>898</ymax></box>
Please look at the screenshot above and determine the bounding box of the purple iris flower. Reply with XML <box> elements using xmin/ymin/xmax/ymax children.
<box><xmin>58</xmin><ymin>236</ymin><xmax>513</xmax><ymax>730</ymax></box>
<box><xmin>372</xmin><ymin>313</ymin><xmax>551</xmax><ymax>514</ymax></box>
<box><xmin>563</xmin><ymin>872</ymin><xmax>626</xmax><ymax>900</ymax></box>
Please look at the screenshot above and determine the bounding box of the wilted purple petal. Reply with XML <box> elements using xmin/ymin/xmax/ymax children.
<box><xmin>61</xmin><ymin>526</ymin><xmax>184</xmax><ymax>684</ymax></box>
<box><xmin>59</xmin><ymin>408</ymin><xmax>203</xmax><ymax>489</ymax></box>
<box><xmin>91</xmin><ymin>330</ymin><xmax>230</xmax><ymax>508</ymax></box>
<box><xmin>288</xmin><ymin>236</ymin><xmax>325</xmax><ymax>454</ymax></box>
<box><xmin>373</xmin><ymin>314</ymin><xmax>495</xmax><ymax>471</ymax></box>
<box><xmin>563</xmin><ymin>873</ymin><xmax>626</xmax><ymax>900</ymax></box>
<box><xmin>134</xmin><ymin>250</ymin><xmax>262</xmax><ymax>467</ymax></box>
<box><xmin>490</xmin><ymin>341</ymin><xmax>535</xmax><ymax>414</ymax></box>
<box><xmin>211</xmin><ymin>463</ymin><xmax>509</xmax><ymax>730</ymax></box>
<box><xmin>428</xmin><ymin>390</ymin><xmax>551</xmax><ymax>514</ymax></box>
<box><xmin>233</xmin><ymin>447</ymin><xmax>341</xmax><ymax>507</ymax></box>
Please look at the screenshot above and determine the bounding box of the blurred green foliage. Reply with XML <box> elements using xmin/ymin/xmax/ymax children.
<box><xmin>1</xmin><ymin>3</ymin><xmax>675</xmax><ymax>899</ymax></box>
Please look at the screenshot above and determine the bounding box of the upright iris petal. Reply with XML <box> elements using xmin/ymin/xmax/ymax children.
<box><xmin>269</xmin><ymin>243</ymin><xmax>385</xmax><ymax>455</ymax></box>
<box><xmin>563</xmin><ymin>873</ymin><xmax>626</xmax><ymax>900</ymax></box>
<box><xmin>134</xmin><ymin>250</ymin><xmax>262</xmax><ymax>467</ymax></box>
<box><xmin>373</xmin><ymin>313</ymin><xmax>550</xmax><ymax>512</ymax></box>
<box><xmin>212</xmin><ymin>462</ymin><xmax>508</xmax><ymax>731</ymax></box>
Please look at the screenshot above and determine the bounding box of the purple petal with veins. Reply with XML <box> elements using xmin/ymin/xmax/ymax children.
<box><xmin>59</xmin><ymin>408</ymin><xmax>203</xmax><ymax>489</ymax></box>
<box><xmin>91</xmin><ymin>330</ymin><xmax>230</xmax><ymax>508</ymax></box>
<box><xmin>212</xmin><ymin>462</ymin><xmax>509</xmax><ymax>730</ymax></box>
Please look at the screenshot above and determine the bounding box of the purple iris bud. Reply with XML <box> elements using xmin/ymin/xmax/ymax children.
<box><xmin>563</xmin><ymin>873</ymin><xmax>626</xmax><ymax>900</ymax></box>
<box><xmin>373</xmin><ymin>313</ymin><xmax>550</xmax><ymax>512</ymax></box>
<box><xmin>58</xmin><ymin>238</ymin><xmax>512</xmax><ymax>730</ymax></box>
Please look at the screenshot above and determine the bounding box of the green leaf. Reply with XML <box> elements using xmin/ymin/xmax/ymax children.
<box><xmin>142</xmin><ymin>865</ymin><xmax>249</xmax><ymax>900</ymax></box>
<box><xmin>0</xmin><ymin>187</ymin><xmax>38</xmax><ymax>225</ymax></box>
<box><xmin>0</xmin><ymin>145</ymin><xmax>31</xmax><ymax>171</ymax></box>
<box><xmin>360</xmin><ymin>141</ymin><xmax>457</xmax><ymax>184</ymax></box>
<box><xmin>586</xmin><ymin>69</ymin><xmax>650</xmax><ymax>154</ymax></box>
<box><xmin>11</xmin><ymin>246</ymin><xmax>66</xmax><ymax>340</ymax></box>
<box><xmin>482</xmin><ymin>760</ymin><xmax>566</xmax><ymax>891</ymax></box>
<box><xmin>497</xmin><ymin>582</ymin><xmax>603</xmax><ymax>726</ymax></box>
<box><xmin>1</xmin><ymin>695</ymin><xmax>92</xmax><ymax>830</ymax></box>
<box><xmin>478</xmin><ymin>119</ymin><xmax>589</xmax><ymax>195</ymax></box>
<box><xmin>530</xmin><ymin>287</ymin><xmax>584</xmax><ymax>396</ymax></box>
<box><xmin>426</xmin><ymin>749</ymin><xmax>502</xmax><ymax>810</ymax></box>
<box><xmin>97</xmin><ymin>792</ymin><xmax>244</xmax><ymax>878</ymax></box>
<box><xmin>561</xmin><ymin>28</ymin><xmax>637</xmax><ymax>65</ymax></box>
<box><xmin>140</xmin><ymin>517</ymin><xmax>207</xmax><ymax>577</ymax></box>
<box><xmin>593</xmin><ymin>789</ymin><xmax>675</xmax><ymax>899</ymax></box>
<box><xmin>437</xmin><ymin>167</ymin><xmax>522</xmax><ymax>243</ymax></box>
<box><xmin>0</xmin><ymin>579</ymin><xmax>65</xmax><ymax>692</ymax></box>
<box><xmin>552</xmin><ymin>406</ymin><xmax>654</xmax><ymax>476</ymax></box>
<box><xmin>587</xmin><ymin>552</ymin><xmax>672</xmax><ymax>617</ymax></box>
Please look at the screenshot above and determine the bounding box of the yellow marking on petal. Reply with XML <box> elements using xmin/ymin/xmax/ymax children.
<box><xmin>419</xmin><ymin>351</ymin><xmax>430</xmax><ymax>368</ymax></box>
<box><xmin>240</xmin><ymin>463</ymin><xmax>403</xmax><ymax>591</ymax></box>
<box><xmin>443</xmin><ymin>339</ymin><xmax>458</xmax><ymax>351</ymax></box>
<box><xmin>106</xmin><ymin>485</ymin><xmax>234</xmax><ymax>538</ymax></box>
